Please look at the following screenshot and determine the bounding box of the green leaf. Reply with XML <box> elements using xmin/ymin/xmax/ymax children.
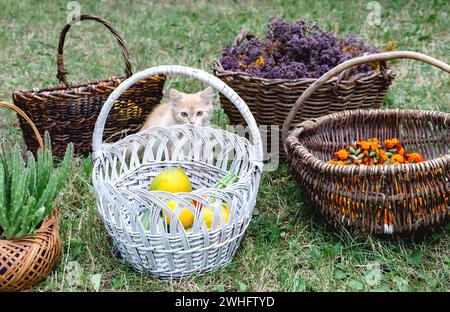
<box><xmin>214</xmin><ymin>172</ymin><xmax>238</xmax><ymax>189</ymax></box>
<box><xmin>335</xmin><ymin>270</ymin><xmax>347</xmax><ymax>280</ymax></box>
<box><xmin>348</xmin><ymin>280</ymin><xmax>364</xmax><ymax>291</ymax></box>
<box><xmin>35</xmin><ymin>177</ymin><xmax>57</xmax><ymax>220</ymax></box>
<box><xmin>294</xmin><ymin>277</ymin><xmax>306</xmax><ymax>292</ymax></box>
<box><xmin>112</xmin><ymin>277</ymin><xmax>124</xmax><ymax>289</ymax></box>
<box><xmin>444</xmin><ymin>256</ymin><xmax>450</xmax><ymax>265</ymax></box>
<box><xmin>83</xmin><ymin>156</ymin><xmax>94</xmax><ymax>176</ymax></box>
<box><xmin>15</xmin><ymin>196</ymin><xmax>36</xmax><ymax>238</ymax></box>
<box><xmin>239</xmin><ymin>282</ymin><xmax>248</xmax><ymax>292</ymax></box>
<box><xmin>410</xmin><ymin>249</ymin><xmax>422</xmax><ymax>266</ymax></box>
<box><xmin>0</xmin><ymin>161</ymin><xmax>7</xmax><ymax>231</ymax></box>
<box><xmin>323</xmin><ymin>243</ymin><xmax>340</xmax><ymax>257</ymax></box>
<box><xmin>309</xmin><ymin>246</ymin><xmax>321</xmax><ymax>258</ymax></box>
<box><xmin>26</xmin><ymin>151</ymin><xmax>36</xmax><ymax>194</ymax></box>
<box><xmin>32</xmin><ymin>206</ymin><xmax>46</xmax><ymax>227</ymax></box>
<box><xmin>69</xmin><ymin>240</ymin><xmax>86</xmax><ymax>261</ymax></box>
<box><xmin>371</xmin><ymin>284</ymin><xmax>391</xmax><ymax>292</ymax></box>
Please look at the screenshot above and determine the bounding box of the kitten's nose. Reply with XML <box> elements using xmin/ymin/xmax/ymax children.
<box><xmin>189</xmin><ymin>121</ymin><xmax>195</xmax><ymax>124</ymax></box>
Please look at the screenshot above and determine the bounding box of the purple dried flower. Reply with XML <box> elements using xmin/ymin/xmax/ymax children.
<box><xmin>219</xmin><ymin>18</ymin><xmax>380</xmax><ymax>79</ymax></box>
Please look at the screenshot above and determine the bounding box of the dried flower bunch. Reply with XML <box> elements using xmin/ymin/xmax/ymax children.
<box><xmin>219</xmin><ymin>18</ymin><xmax>380</xmax><ymax>79</ymax></box>
<box><xmin>328</xmin><ymin>138</ymin><xmax>425</xmax><ymax>166</ymax></box>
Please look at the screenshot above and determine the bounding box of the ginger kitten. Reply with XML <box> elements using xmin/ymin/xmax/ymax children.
<box><xmin>141</xmin><ymin>87</ymin><xmax>214</xmax><ymax>130</ymax></box>
<box><xmin>103</xmin><ymin>87</ymin><xmax>214</xmax><ymax>157</ymax></box>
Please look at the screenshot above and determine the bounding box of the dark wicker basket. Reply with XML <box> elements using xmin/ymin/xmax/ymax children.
<box><xmin>283</xmin><ymin>51</ymin><xmax>450</xmax><ymax>235</ymax></box>
<box><xmin>213</xmin><ymin>30</ymin><xmax>396</xmax><ymax>159</ymax></box>
<box><xmin>12</xmin><ymin>15</ymin><xmax>166</xmax><ymax>156</ymax></box>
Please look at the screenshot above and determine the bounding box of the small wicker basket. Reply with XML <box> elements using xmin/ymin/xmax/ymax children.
<box><xmin>13</xmin><ymin>14</ymin><xmax>166</xmax><ymax>156</ymax></box>
<box><xmin>213</xmin><ymin>29</ymin><xmax>396</xmax><ymax>159</ymax></box>
<box><xmin>0</xmin><ymin>102</ymin><xmax>61</xmax><ymax>292</ymax></box>
<box><xmin>283</xmin><ymin>51</ymin><xmax>450</xmax><ymax>235</ymax></box>
<box><xmin>92</xmin><ymin>66</ymin><xmax>263</xmax><ymax>278</ymax></box>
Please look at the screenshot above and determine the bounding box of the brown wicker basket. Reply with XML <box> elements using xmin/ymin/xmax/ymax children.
<box><xmin>283</xmin><ymin>51</ymin><xmax>450</xmax><ymax>235</ymax></box>
<box><xmin>0</xmin><ymin>102</ymin><xmax>61</xmax><ymax>291</ymax></box>
<box><xmin>213</xmin><ymin>29</ymin><xmax>396</xmax><ymax>159</ymax></box>
<box><xmin>12</xmin><ymin>14</ymin><xmax>166</xmax><ymax>156</ymax></box>
<box><xmin>0</xmin><ymin>211</ymin><xmax>61</xmax><ymax>292</ymax></box>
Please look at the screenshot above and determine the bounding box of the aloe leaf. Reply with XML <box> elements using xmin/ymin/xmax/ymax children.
<box><xmin>36</xmin><ymin>141</ymin><xmax>51</xmax><ymax>200</ymax></box>
<box><xmin>0</xmin><ymin>161</ymin><xmax>8</xmax><ymax>231</ymax></box>
<box><xmin>26</xmin><ymin>151</ymin><xmax>36</xmax><ymax>195</ymax></box>
<box><xmin>14</xmin><ymin>196</ymin><xmax>36</xmax><ymax>238</ymax></box>
<box><xmin>9</xmin><ymin>163</ymin><xmax>29</xmax><ymax>237</ymax></box>
<box><xmin>30</xmin><ymin>205</ymin><xmax>46</xmax><ymax>232</ymax></box>
<box><xmin>35</xmin><ymin>177</ymin><xmax>57</xmax><ymax>219</ymax></box>
<box><xmin>9</xmin><ymin>146</ymin><xmax>22</xmax><ymax>220</ymax></box>
<box><xmin>0</xmin><ymin>133</ymin><xmax>72</xmax><ymax>238</ymax></box>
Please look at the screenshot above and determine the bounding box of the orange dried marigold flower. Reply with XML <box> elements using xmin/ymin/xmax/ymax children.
<box><xmin>406</xmin><ymin>152</ymin><xmax>425</xmax><ymax>163</ymax></box>
<box><xmin>328</xmin><ymin>137</ymin><xmax>424</xmax><ymax>166</ymax></box>
<box><xmin>378</xmin><ymin>149</ymin><xmax>389</xmax><ymax>162</ymax></box>
<box><xmin>370</xmin><ymin>142</ymin><xmax>379</xmax><ymax>151</ymax></box>
<box><xmin>254</xmin><ymin>56</ymin><xmax>266</xmax><ymax>67</ymax></box>
<box><xmin>391</xmin><ymin>154</ymin><xmax>405</xmax><ymax>164</ymax></box>
<box><xmin>357</xmin><ymin>140</ymin><xmax>370</xmax><ymax>150</ymax></box>
<box><xmin>333</xmin><ymin>149</ymin><xmax>350</xmax><ymax>160</ymax></box>
<box><xmin>382</xmin><ymin>138</ymin><xmax>399</xmax><ymax>149</ymax></box>
<box><xmin>396</xmin><ymin>146</ymin><xmax>406</xmax><ymax>156</ymax></box>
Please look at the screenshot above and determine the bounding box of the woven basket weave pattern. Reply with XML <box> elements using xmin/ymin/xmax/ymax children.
<box><xmin>13</xmin><ymin>76</ymin><xmax>165</xmax><ymax>156</ymax></box>
<box><xmin>214</xmin><ymin>63</ymin><xmax>395</xmax><ymax>158</ymax></box>
<box><xmin>96</xmin><ymin>127</ymin><xmax>258</xmax><ymax>276</ymax></box>
<box><xmin>287</xmin><ymin>109</ymin><xmax>450</xmax><ymax>234</ymax></box>
<box><xmin>92</xmin><ymin>65</ymin><xmax>263</xmax><ymax>278</ymax></box>
<box><xmin>213</xmin><ymin>30</ymin><xmax>395</xmax><ymax>158</ymax></box>
<box><xmin>284</xmin><ymin>51</ymin><xmax>450</xmax><ymax>234</ymax></box>
<box><xmin>0</xmin><ymin>211</ymin><xmax>61</xmax><ymax>291</ymax></box>
<box><xmin>12</xmin><ymin>15</ymin><xmax>166</xmax><ymax>156</ymax></box>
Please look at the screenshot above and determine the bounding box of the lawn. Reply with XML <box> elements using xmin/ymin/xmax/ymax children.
<box><xmin>0</xmin><ymin>0</ymin><xmax>449</xmax><ymax>292</ymax></box>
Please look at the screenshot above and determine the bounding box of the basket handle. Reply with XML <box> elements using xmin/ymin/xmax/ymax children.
<box><xmin>56</xmin><ymin>14</ymin><xmax>133</xmax><ymax>86</ymax></box>
<box><xmin>232</xmin><ymin>28</ymin><xmax>255</xmax><ymax>46</ymax></box>
<box><xmin>0</xmin><ymin>102</ymin><xmax>44</xmax><ymax>150</ymax></box>
<box><xmin>92</xmin><ymin>65</ymin><xmax>263</xmax><ymax>162</ymax></box>
<box><xmin>282</xmin><ymin>51</ymin><xmax>450</xmax><ymax>150</ymax></box>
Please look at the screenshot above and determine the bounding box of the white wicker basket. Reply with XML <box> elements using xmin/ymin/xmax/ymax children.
<box><xmin>92</xmin><ymin>65</ymin><xmax>263</xmax><ymax>278</ymax></box>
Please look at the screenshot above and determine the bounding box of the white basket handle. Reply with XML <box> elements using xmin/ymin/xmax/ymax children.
<box><xmin>92</xmin><ymin>65</ymin><xmax>263</xmax><ymax>162</ymax></box>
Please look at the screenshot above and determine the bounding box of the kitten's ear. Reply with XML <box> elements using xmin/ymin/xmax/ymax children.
<box><xmin>200</xmin><ymin>87</ymin><xmax>214</xmax><ymax>100</ymax></box>
<box><xmin>169</xmin><ymin>88</ymin><xmax>183</xmax><ymax>103</ymax></box>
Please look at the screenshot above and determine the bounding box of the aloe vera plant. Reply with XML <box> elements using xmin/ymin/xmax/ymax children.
<box><xmin>0</xmin><ymin>132</ymin><xmax>73</xmax><ymax>239</ymax></box>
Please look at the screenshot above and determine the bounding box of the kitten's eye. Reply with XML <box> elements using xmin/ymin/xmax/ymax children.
<box><xmin>197</xmin><ymin>111</ymin><xmax>203</xmax><ymax>117</ymax></box>
<box><xmin>181</xmin><ymin>112</ymin><xmax>188</xmax><ymax>117</ymax></box>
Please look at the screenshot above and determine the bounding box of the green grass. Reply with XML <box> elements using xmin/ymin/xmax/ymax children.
<box><xmin>0</xmin><ymin>0</ymin><xmax>449</xmax><ymax>292</ymax></box>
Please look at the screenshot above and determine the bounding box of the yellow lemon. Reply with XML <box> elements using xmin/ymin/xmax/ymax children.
<box><xmin>202</xmin><ymin>203</ymin><xmax>230</xmax><ymax>229</ymax></box>
<box><xmin>150</xmin><ymin>167</ymin><xmax>192</xmax><ymax>193</ymax></box>
<box><xmin>164</xmin><ymin>200</ymin><xmax>194</xmax><ymax>229</ymax></box>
